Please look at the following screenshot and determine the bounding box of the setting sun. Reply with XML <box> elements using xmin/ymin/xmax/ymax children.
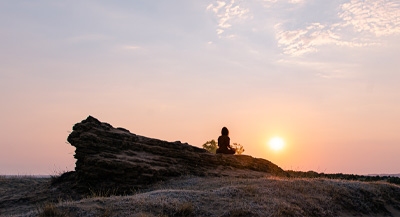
<box><xmin>268</xmin><ymin>137</ymin><xmax>285</xmax><ymax>151</ymax></box>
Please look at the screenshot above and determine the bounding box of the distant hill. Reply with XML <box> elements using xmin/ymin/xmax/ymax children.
<box><xmin>286</xmin><ymin>170</ymin><xmax>400</xmax><ymax>185</ymax></box>
<box><xmin>1</xmin><ymin>175</ymin><xmax>51</xmax><ymax>178</ymax></box>
<box><xmin>368</xmin><ymin>173</ymin><xmax>400</xmax><ymax>178</ymax></box>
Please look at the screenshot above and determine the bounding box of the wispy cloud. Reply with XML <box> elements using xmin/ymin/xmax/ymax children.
<box><xmin>277</xmin><ymin>58</ymin><xmax>360</xmax><ymax>79</ymax></box>
<box><xmin>288</xmin><ymin>0</ymin><xmax>304</xmax><ymax>3</ymax></box>
<box><xmin>261</xmin><ymin>0</ymin><xmax>304</xmax><ymax>7</ymax></box>
<box><xmin>122</xmin><ymin>45</ymin><xmax>141</xmax><ymax>50</ymax></box>
<box><xmin>339</xmin><ymin>0</ymin><xmax>400</xmax><ymax>37</ymax></box>
<box><xmin>275</xmin><ymin>0</ymin><xmax>400</xmax><ymax>55</ymax></box>
<box><xmin>275</xmin><ymin>22</ymin><xmax>375</xmax><ymax>56</ymax></box>
<box><xmin>207</xmin><ymin>0</ymin><xmax>252</xmax><ymax>37</ymax></box>
<box><xmin>264</xmin><ymin>0</ymin><xmax>304</xmax><ymax>4</ymax></box>
<box><xmin>206</xmin><ymin>0</ymin><xmax>399</xmax><ymax>55</ymax></box>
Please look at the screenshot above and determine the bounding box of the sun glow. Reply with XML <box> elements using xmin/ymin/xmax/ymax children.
<box><xmin>268</xmin><ymin>137</ymin><xmax>285</xmax><ymax>151</ymax></box>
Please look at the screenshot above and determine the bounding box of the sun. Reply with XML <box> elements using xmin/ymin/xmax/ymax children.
<box><xmin>268</xmin><ymin>137</ymin><xmax>285</xmax><ymax>151</ymax></box>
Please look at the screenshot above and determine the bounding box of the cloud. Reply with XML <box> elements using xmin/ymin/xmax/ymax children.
<box><xmin>261</xmin><ymin>0</ymin><xmax>304</xmax><ymax>7</ymax></box>
<box><xmin>275</xmin><ymin>22</ymin><xmax>375</xmax><ymax>56</ymax></box>
<box><xmin>262</xmin><ymin>0</ymin><xmax>303</xmax><ymax>3</ymax></box>
<box><xmin>206</xmin><ymin>1</ymin><xmax>226</xmax><ymax>14</ymax></box>
<box><xmin>275</xmin><ymin>0</ymin><xmax>399</xmax><ymax>56</ymax></box>
<box><xmin>206</xmin><ymin>0</ymin><xmax>399</xmax><ymax>54</ymax></box>
<box><xmin>339</xmin><ymin>0</ymin><xmax>400</xmax><ymax>36</ymax></box>
<box><xmin>122</xmin><ymin>45</ymin><xmax>141</xmax><ymax>50</ymax></box>
<box><xmin>288</xmin><ymin>0</ymin><xmax>304</xmax><ymax>3</ymax></box>
<box><xmin>207</xmin><ymin>0</ymin><xmax>251</xmax><ymax>37</ymax></box>
<box><xmin>277</xmin><ymin>58</ymin><xmax>361</xmax><ymax>79</ymax></box>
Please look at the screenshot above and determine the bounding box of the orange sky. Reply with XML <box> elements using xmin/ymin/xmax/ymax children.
<box><xmin>1</xmin><ymin>0</ymin><xmax>399</xmax><ymax>175</ymax></box>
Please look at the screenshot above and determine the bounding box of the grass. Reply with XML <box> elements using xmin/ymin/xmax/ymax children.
<box><xmin>2</xmin><ymin>175</ymin><xmax>400</xmax><ymax>216</ymax></box>
<box><xmin>50</xmin><ymin>168</ymin><xmax>72</xmax><ymax>184</ymax></box>
<box><xmin>173</xmin><ymin>202</ymin><xmax>195</xmax><ymax>216</ymax></box>
<box><xmin>37</xmin><ymin>203</ymin><xmax>67</xmax><ymax>217</ymax></box>
<box><xmin>88</xmin><ymin>187</ymin><xmax>120</xmax><ymax>198</ymax></box>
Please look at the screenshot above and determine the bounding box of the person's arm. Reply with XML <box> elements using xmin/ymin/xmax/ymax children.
<box><xmin>227</xmin><ymin>137</ymin><xmax>231</xmax><ymax>148</ymax></box>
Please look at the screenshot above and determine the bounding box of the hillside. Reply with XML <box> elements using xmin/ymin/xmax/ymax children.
<box><xmin>1</xmin><ymin>175</ymin><xmax>400</xmax><ymax>216</ymax></box>
<box><xmin>1</xmin><ymin>116</ymin><xmax>400</xmax><ymax>216</ymax></box>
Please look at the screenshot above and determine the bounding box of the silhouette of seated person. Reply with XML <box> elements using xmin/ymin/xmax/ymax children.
<box><xmin>216</xmin><ymin>127</ymin><xmax>236</xmax><ymax>154</ymax></box>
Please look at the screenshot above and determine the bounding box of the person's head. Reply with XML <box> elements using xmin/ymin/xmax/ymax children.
<box><xmin>221</xmin><ymin>127</ymin><xmax>229</xmax><ymax>136</ymax></box>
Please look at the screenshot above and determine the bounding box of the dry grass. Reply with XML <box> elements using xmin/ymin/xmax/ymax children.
<box><xmin>88</xmin><ymin>187</ymin><xmax>120</xmax><ymax>198</ymax></box>
<box><xmin>37</xmin><ymin>203</ymin><xmax>67</xmax><ymax>217</ymax></box>
<box><xmin>2</xmin><ymin>175</ymin><xmax>400</xmax><ymax>216</ymax></box>
<box><xmin>0</xmin><ymin>176</ymin><xmax>49</xmax><ymax>193</ymax></box>
<box><xmin>0</xmin><ymin>176</ymin><xmax>52</xmax><ymax>216</ymax></box>
<box><xmin>8</xmin><ymin>176</ymin><xmax>398</xmax><ymax>216</ymax></box>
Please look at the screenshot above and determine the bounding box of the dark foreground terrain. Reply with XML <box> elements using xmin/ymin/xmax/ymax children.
<box><xmin>1</xmin><ymin>174</ymin><xmax>400</xmax><ymax>216</ymax></box>
<box><xmin>2</xmin><ymin>116</ymin><xmax>399</xmax><ymax>216</ymax></box>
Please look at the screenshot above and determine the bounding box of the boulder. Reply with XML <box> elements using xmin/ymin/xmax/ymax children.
<box><xmin>63</xmin><ymin>116</ymin><xmax>287</xmax><ymax>193</ymax></box>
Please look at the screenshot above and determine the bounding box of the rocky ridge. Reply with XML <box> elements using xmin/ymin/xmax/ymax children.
<box><xmin>61</xmin><ymin>116</ymin><xmax>287</xmax><ymax>193</ymax></box>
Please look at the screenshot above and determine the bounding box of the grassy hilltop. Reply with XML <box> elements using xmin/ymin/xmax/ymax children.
<box><xmin>1</xmin><ymin>174</ymin><xmax>400</xmax><ymax>216</ymax></box>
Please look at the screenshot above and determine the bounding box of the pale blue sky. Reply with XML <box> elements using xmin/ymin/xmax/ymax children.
<box><xmin>1</xmin><ymin>0</ymin><xmax>399</xmax><ymax>175</ymax></box>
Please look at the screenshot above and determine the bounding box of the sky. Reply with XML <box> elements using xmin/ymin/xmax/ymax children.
<box><xmin>1</xmin><ymin>0</ymin><xmax>399</xmax><ymax>175</ymax></box>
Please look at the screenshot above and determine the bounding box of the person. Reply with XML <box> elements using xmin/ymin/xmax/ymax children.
<box><xmin>216</xmin><ymin>127</ymin><xmax>236</xmax><ymax>154</ymax></box>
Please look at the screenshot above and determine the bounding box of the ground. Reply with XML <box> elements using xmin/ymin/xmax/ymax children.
<box><xmin>1</xmin><ymin>174</ymin><xmax>400</xmax><ymax>217</ymax></box>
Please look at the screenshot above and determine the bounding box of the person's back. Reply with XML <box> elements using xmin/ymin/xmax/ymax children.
<box><xmin>218</xmin><ymin>135</ymin><xmax>230</xmax><ymax>151</ymax></box>
<box><xmin>216</xmin><ymin>127</ymin><xmax>236</xmax><ymax>154</ymax></box>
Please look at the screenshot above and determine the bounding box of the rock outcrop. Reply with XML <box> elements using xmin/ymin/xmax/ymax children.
<box><xmin>62</xmin><ymin>116</ymin><xmax>287</xmax><ymax>193</ymax></box>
